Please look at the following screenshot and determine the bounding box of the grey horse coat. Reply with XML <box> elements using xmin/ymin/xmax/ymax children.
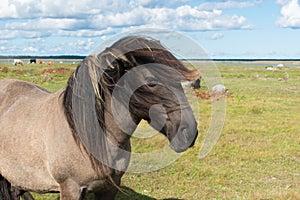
<box><xmin>0</xmin><ymin>79</ymin><xmax>125</xmax><ymax>197</ymax></box>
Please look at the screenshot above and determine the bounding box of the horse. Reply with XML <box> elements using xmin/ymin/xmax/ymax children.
<box><xmin>0</xmin><ymin>36</ymin><xmax>199</xmax><ymax>199</ymax></box>
<box><xmin>12</xmin><ymin>59</ymin><xmax>23</xmax><ymax>66</ymax></box>
<box><xmin>29</xmin><ymin>59</ymin><xmax>36</xmax><ymax>64</ymax></box>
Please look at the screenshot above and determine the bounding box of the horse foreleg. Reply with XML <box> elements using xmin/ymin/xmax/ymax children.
<box><xmin>94</xmin><ymin>179</ymin><xmax>121</xmax><ymax>200</ymax></box>
<box><xmin>59</xmin><ymin>179</ymin><xmax>85</xmax><ymax>200</ymax></box>
<box><xmin>0</xmin><ymin>174</ymin><xmax>13</xmax><ymax>200</ymax></box>
<box><xmin>20</xmin><ymin>190</ymin><xmax>34</xmax><ymax>200</ymax></box>
<box><xmin>94</xmin><ymin>188</ymin><xmax>118</xmax><ymax>200</ymax></box>
<box><xmin>9</xmin><ymin>185</ymin><xmax>34</xmax><ymax>200</ymax></box>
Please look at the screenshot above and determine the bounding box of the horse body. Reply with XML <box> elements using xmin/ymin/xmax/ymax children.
<box><xmin>0</xmin><ymin>79</ymin><xmax>129</xmax><ymax>198</ymax></box>
<box><xmin>0</xmin><ymin>79</ymin><xmax>57</xmax><ymax>191</ymax></box>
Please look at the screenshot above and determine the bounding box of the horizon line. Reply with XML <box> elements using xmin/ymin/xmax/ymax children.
<box><xmin>0</xmin><ymin>55</ymin><xmax>300</xmax><ymax>61</ymax></box>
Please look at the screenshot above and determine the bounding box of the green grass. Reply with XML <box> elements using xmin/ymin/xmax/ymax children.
<box><xmin>0</xmin><ymin>62</ymin><xmax>299</xmax><ymax>199</ymax></box>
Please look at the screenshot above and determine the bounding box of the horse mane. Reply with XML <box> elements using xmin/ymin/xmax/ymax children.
<box><xmin>63</xmin><ymin>36</ymin><xmax>199</xmax><ymax>188</ymax></box>
<box><xmin>97</xmin><ymin>36</ymin><xmax>199</xmax><ymax>83</ymax></box>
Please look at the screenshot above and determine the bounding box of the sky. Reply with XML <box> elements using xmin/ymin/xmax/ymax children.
<box><xmin>0</xmin><ymin>0</ymin><xmax>300</xmax><ymax>58</ymax></box>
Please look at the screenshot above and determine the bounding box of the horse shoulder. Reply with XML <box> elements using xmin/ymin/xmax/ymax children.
<box><xmin>43</xmin><ymin>91</ymin><xmax>103</xmax><ymax>187</ymax></box>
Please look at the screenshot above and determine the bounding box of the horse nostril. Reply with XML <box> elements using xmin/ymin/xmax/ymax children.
<box><xmin>178</xmin><ymin>125</ymin><xmax>198</xmax><ymax>148</ymax></box>
<box><xmin>178</xmin><ymin>126</ymin><xmax>189</xmax><ymax>142</ymax></box>
<box><xmin>178</xmin><ymin>126</ymin><xmax>187</xmax><ymax>133</ymax></box>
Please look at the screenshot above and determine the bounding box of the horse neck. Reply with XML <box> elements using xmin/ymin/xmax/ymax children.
<box><xmin>102</xmin><ymin>88</ymin><xmax>139</xmax><ymax>147</ymax></box>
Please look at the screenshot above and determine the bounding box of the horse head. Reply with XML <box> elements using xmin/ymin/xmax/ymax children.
<box><xmin>99</xmin><ymin>36</ymin><xmax>199</xmax><ymax>153</ymax></box>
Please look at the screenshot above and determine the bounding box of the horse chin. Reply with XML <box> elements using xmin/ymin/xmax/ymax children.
<box><xmin>169</xmin><ymin>127</ymin><xmax>198</xmax><ymax>153</ymax></box>
<box><xmin>170</xmin><ymin>143</ymin><xmax>189</xmax><ymax>153</ymax></box>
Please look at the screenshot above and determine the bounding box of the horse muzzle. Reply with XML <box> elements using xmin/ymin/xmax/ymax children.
<box><xmin>170</xmin><ymin>123</ymin><xmax>198</xmax><ymax>153</ymax></box>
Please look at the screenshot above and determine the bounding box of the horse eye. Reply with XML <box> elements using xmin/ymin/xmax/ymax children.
<box><xmin>146</xmin><ymin>77</ymin><xmax>158</xmax><ymax>87</ymax></box>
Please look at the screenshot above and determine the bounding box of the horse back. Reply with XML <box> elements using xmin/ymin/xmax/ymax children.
<box><xmin>0</xmin><ymin>79</ymin><xmax>50</xmax><ymax>116</ymax></box>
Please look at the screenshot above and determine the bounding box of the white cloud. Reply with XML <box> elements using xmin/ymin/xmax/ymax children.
<box><xmin>5</xmin><ymin>18</ymin><xmax>86</xmax><ymax>31</ymax></box>
<box><xmin>132</xmin><ymin>0</ymin><xmax>164</xmax><ymax>8</ymax></box>
<box><xmin>0</xmin><ymin>30</ymin><xmax>19</xmax><ymax>39</ymax></box>
<box><xmin>91</xmin><ymin>5</ymin><xmax>251</xmax><ymax>31</ymax></box>
<box><xmin>22</xmin><ymin>46</ymin><xmax>39</xmax><ymax>53</ymax></box>
<box><xmin>57</xmin><ymin>28</ymin><xmax>115</xmax><ymax>37</ymax></box>
<box><xmin>0</xmin><ymin>0</ymin><xmax>18</xmax><ymax>18</ymax></box>
<box><xmin>277</xmin><ymin>0</ymin><xmax>300</xmax><ymax>28</ymax></box>
<box><xmin>0</xmin><ymin>40</ymin><xmax>8</xmax><ymax>51</ymax></box>
<box><xmin>0</xmin><ymin>0</ymin><xmax>255</xmax><ymax>55</ymax></box>
<box><xmin>0</xmin><ymin>29</ymin><xmax>51</xmax><ymax>39</ymax></box>
<box><xmin>66</xmin><ymin>38</ymin><xmax>97</xmax><ymax>54</ymax></box>
<box><xmin>210</xmin><ymin>33</ymin><xmax>225</xmax><ymax>40</ymax></box>
<box><xmin>197</xmin><ymin>1</ymin><xmax>258</xmax><ymax>10</ymax></box>
<box><xmin>1</xmin><ymin>0</ymin><xmax>252</xmax><ymax>32</ymax></box>
<box><xmin>0</xmin><ymin>0</ymin><xmax>131</xmax><ymax>19</ymax></box>
<box><xmin>276</xmin><ymin>0</ymin><xmax>290</xmax><ymax>5</ymax></box>
<box><xmin>130</xmin><ymin>0</ymin><xmax>194</xmax><ymax>8</ymax></box>
<box><xmin>0</xmin><ymin>40</ymin><xmax>8</xmax><ymax>45</ymax></box>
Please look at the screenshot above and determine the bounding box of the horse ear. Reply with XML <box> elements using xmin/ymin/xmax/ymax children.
<box><xmin>99</xmin><ymin>48</ymin><xmax>130</xmax><ymax>70</ymax></box>
<box><xmin>104</xmin><ymin>53</ymin><xmax>116</xmax><ymax>69</ymax></box>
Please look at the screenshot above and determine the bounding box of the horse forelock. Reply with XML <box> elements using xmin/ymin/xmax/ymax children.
<box><xmin>98</xmin><ymin>36</ymin><xmax>200</xmax><ymax>82</ymax></box>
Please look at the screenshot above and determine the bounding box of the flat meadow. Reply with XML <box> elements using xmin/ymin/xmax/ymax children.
<box><xmin>0</xmin><ymin>60</ymin><xmax>299</xmax><ymax>199</ymax></box>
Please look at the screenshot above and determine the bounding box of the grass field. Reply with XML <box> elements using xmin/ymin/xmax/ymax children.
<box><xmin>0</xmin><ymin>61</ymin><xmax>299</xmax><ymax>199</ymax></box>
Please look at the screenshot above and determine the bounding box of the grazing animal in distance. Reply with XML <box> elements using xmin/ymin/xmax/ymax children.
<box><xmin>0</xmin><ymin>36</ymin><xmax>199</xmax><ymax>199</ymax></box>
<box><xmin>12</xmin><ymin>59</ymin><xmax>23</xmax><ymax>66</ymax></box>
<box><xmin>29</xmin><ymin>59</ymin><xmax>36</xmax><ymax>64</ymax></box>
<box><xmin>45</xmin><ymin>61</ymin><xmax>54</xmax><ymax>66</ymax></box>
<box><xmin>191</xmin><ymin>77</ymin><xmax>201</xmax><ymax>89</ymax></box>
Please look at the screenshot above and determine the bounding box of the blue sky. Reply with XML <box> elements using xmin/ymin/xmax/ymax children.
<box><xmin>0</xmin><ymin>0</ymin><xmax>300</xmax><ymax>58</ymax></box>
